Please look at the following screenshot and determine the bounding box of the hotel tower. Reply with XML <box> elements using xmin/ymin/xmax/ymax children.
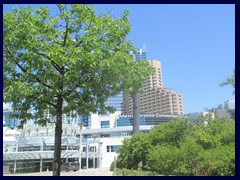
<box><xmin>122</xmin><ymin>60</ymin><xmax>183</xmax><ymax>115</ymax></box>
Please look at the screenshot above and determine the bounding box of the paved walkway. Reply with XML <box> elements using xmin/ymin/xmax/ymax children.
<box><xmin>4</xmin><ymin>167</ymin><xmax>113</xmax><ymax>176</ymax></box>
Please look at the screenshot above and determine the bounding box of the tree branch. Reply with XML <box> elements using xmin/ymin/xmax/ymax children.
<box><xmin>63</xmin><ymin>23</ymin><xmax>68</xmax><ymax>47</ymax></box>
<box><xmin>28</xmin><ymin>95</ymin><xmax>57</xmax><ymax>108</ymax></box>
<box><xmin>15</xmin><ymin>61</ymin><xmax>54</xmax><ymax>90</ymax></box>
<box><xmin>53</xmin><ymin>41</ymin><xmax>64</xmax><ymax>46</ymax></box>
<box><xmin>64</xmin><ymin>82</ymin><xmax>81</xmax><ymax>97</ymax></box>
<box><xmin>42</xmin><ymin>100</ymin><xmax>57</xmax><ymax>108</ymax></box>
<box><xmin>3</xmin><ymin>43</ymin><xmax>15</xmax><ymax>56</ymax></box>
<box><xmin>61</xmin><ymin>11</ymin><xmax>69</xmax><ymax>47</ymax></box>
<box><xmin>75</xmin><ymin>40</ymin><xmax>83</xmax><ymax>48</ymax></box>
<box><xmin>4</xmin><ymin>45</ymin><xmax>55</xmax><ymax>91</ymax></box>
<box><xmin>63</xmin><ymin>70</ymin><xmax>95</xmax><ymax>97</ymax></box>
<box><xmin>34</xmin><ymin>51</ymin><xmax>62</xmax><ymax>73</ymax></box>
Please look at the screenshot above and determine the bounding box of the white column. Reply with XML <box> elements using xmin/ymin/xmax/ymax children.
<box><xmin>98</xmin><ymin>142</ymin><xmax>103</xmax><ymax>169</ymax></box>
<box><xmin>86</xmin><ymin>139</ymin><xmax>89</xmax><ymax>169</ymax></box>
<box><xmin>91</xmin><ymin>133</ymin><xmax>99</xmax><ymax>174</ymax></box>
<box><xmin>14</xmin><ymin>136</ymin><xmax>19</xmax><ymax>173</ymax></box>
<box><xmin>93</xmin><ymin>142</ymin><xmax>95</xmax><ymax>169</ymax></box>
<box><xmin>79</xmin><ymin>130</ymin><xmax>82</xmax><ymax>176</ymax></box>
<box><xmin>14</xmin><ymin>160</ymin><xmax>17</xmax><ymax>173</ymax></box>
<box><xmin>66</xmin><ymin>139</ymin><xmax>69</xmax><ymax>163</ymax></box>
<box><xmin>40</xmin><ymin>137</ymin><xmax>44</xmax><ymax>172</ymax></box>
<box><xmin>92</xmin><ymin>141</ymin><xmax>95</xmax><ymax>175</ymax></box>
<box><xmin>78</xmin><ymin>123</ymin><xmax>83</xmax><ymax>176</ymax></box>
<box><xmin>40</xmin><ymin>158</ymin><xmax>43</xmax><ymax>172</ymax></box>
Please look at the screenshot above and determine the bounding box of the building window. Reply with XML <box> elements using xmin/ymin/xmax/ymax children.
<box><xmin>101</xmin><ymin>121</ymin><xmax>109</xmax><ymax>128</ymax></box>
<box><xmin>106</xmin><ymin>145</ymin><xmax>120</xmax><ymax>152</ymax></box>
<box><xmin>121</xmin><ymin>131</ymin><xmax>128</xmax><ymax>136</ymax></box>
<box><xmin>101</xmin><ymin>134</ymin><xmax>110</xmax><ymax>138</ymax></box>
<box><xmin>116</xmin><ymin>118</ymin><xmax>132</xmax><ymax>127</ymax></box>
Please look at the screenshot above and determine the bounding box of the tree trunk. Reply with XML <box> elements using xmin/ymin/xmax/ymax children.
<box><xmin>53</xmin><ymin>96</ymin><xmax>63</xmax><ymax>176</ymax></box>
<box><xmin>133</xmin><ymin>92</ymin><xmax>140</xmax><ymax>134</ymax></box>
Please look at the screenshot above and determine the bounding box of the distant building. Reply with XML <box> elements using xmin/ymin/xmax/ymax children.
<box><xmin>104</xmin><ymin>92</ymin><xmax>123</xmax><ymax>112</ymax></box>
<box><xmin>216</xmin><ymin>109</ymin><xmax>232</xmax><ymax>119</ymax></box>
<box><xmin>216</xmin><ymin>99</ymin><xmax>235</xmax><ymax>119</ymax></box>
<box><xmin>190</xmin><ymin>99</ymin><xmax>235</xmax><ymax>119</ymax></box>
<box><xmin>79</xmin><ymin>91</ymin><xmax>124</xmax><ymax>129</ymax></box>
<box><xmin>3</xmin><ymin>103</ymin><xmax>20</xmax><ymax>128</ymax></box>
<box><xmin>135</xmin><ymin>44</ymin><xmax>147</xmax><ymax>60</ymax></box>
<box><xmin>186</xmin><ymin>112</ymin><xmax>201</xmax><ymax>117</ymax></box>
<box><xmin>218</xmin><ymin>99</ymin><xmax>235</xmax><ymax>110</ymax></box>
<box><xmin>122</xmin><ymin>60</ymin><xmax>183</xmax><ymax>115</ymax></box>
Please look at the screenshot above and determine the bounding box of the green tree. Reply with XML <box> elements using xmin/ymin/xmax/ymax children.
<box><xmin>146</xmin><ymin>144</ymin><xmax>182</xmax><ymax>175</ymax></box>
<box><xmin>177</xmin><ymin>137</ymin><xmax>204</xmax><ymax>175</ymax></box>
<box><xmin>148</xmin><ymin>118</ymin><xmax>188</xmax><ymax>147</ymax></box>
<box><xmin>195</xmin><ymin>144</ymin><xmax>235</xmax><ymax>176</ymax></box>
<box><xmin>206</xmin><ymin>119</ymin><xmax>235</xmax><ymax>146</ymax></box>
<box><xmin>227</xmin><ymin>109</ymin><xmax>235</xmax><ymax>120</ymax></box>
<box><xmin>3</xmin><ymin>4</ymin><xmax>152</xmax><ymax>176</ymax></box>
<box><xmin>185</xmin><ymin>119</ymin><xmax>235</xmax><ymax>175</ymax></box>
<box><xmin>117</xmin><ymin>132</ymin><xmax>151</xmax><ymax>170</ymax></box>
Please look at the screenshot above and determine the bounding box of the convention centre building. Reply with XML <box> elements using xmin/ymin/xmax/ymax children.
<box><xmin>3</xmin><ymin>111</ymin><xmax>178</xmax><ymax>174</ymax></box>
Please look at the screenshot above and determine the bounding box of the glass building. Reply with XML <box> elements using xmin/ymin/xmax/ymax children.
<box><xmin>79</xmin><ymin>92</ymin><xmax>123</xmax><ymax>129</ymax></box>
<box><xmin>104</xmin><ymin>92</ymin><xmax>123</xmax><ymax>112</ymax></box>
<box><xmin>3</xmin><ymin>111</ymin><xmax>20</xmax><ymax>128</ymax></box>
<box><xmin>3</xmin><ymin>103</ymin><xmax>20</xmax><ymax>128</ymax></box>
<box><xmin>135</xmin><ymin>44</ymin><xmax>147</xmax><ymax>60</ymax></box>
<box><xmin>116</xmin><ymin>116</ymin><xmax>173</xmax><ymax>127</ymax></box>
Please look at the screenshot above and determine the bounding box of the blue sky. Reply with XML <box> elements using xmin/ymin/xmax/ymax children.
<box><xmin>3</xmin><ymin>4</ymin><xmax>235</xmax><ymax>114</ymax></box>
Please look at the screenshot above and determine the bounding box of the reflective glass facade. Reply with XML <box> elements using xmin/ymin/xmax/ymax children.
<box><xmin>135</xmin><ymin>44</ymin><xmax>147</xmax><ymax>60</ymax></box>
<box><xmin>116</xmin><ymin>116</ymin><xmax>174</xmax><ymax>127</ymax></box>
<box><xmin>104</xmin><ymin>92</ymin><xmax>123</xmax><ymax>112</ymax></box>
<box><xmin>3</xmin><ymin>111</ymin><xmax>20</xmax><ymax>128</ymax></box>
<box><xmin>77</xmin><ymin>115</ymin><xmax>90</xmax><ymax>127</ymax></box>
<box><xmin>101</xmin><ymin>121</ymin><xmax>110</xmax><ymax>128</ymax></box>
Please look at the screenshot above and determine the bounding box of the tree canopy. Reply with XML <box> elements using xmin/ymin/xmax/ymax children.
<box><xmin>117</xmin><ymin>117</ymin><xmax>235</xmax><ymax>176</ymax></box>
<box><xmin>3</xmin><ymin>4</ymin><xmax>153</xmax><ymax>176</ymax></box>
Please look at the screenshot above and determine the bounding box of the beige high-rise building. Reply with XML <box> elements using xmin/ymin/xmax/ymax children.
<box><xmin>122</xmin><ymin>60</ymin><xmax>183</xmax><ymax>115</ymax></box>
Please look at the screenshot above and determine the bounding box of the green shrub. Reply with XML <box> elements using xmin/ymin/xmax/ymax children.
<box><xmin>110</xmin><ymin>161</ymin><xmax>114</xmax><ymax>171</ymax></box>
<box><xmin>116</xmin><ymin>168</ymin><xmax>158</xmax><ymax>176</ymax></box>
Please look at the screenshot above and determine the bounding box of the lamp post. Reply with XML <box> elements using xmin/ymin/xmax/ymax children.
<box><xmin>78</xmin><ymin>122</ymin><xmax>83</xmax><ymax>176</ymax></box>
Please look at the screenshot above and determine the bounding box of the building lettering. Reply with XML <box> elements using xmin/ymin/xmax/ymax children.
<box><xmin>118</xmin><ymin>114</ymin><xmax>178</xmax><ymax>119</ymax></box>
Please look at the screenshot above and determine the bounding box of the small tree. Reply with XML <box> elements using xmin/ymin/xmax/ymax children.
<box><xmin>117</xmin><ymin>132</ymin><xmax>151</xmax><ymax>170</ymax></box>
<box><xmin>3</xmin><ymin>4</ymin><xmax>153</xmax><ymax>176</ymax></box>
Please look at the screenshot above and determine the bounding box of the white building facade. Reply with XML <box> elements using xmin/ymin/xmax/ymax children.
<box><xmin>3</xmin><ymin>111</ymin><xmax>177</xmax><ymax>174</ymax></box>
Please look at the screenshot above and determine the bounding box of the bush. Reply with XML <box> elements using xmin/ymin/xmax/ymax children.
<box><xmin>116</xmin><ymin>168</ymin><xmax>158</xmax><ymax>176</ymax></box>
<box><xmin>117</xmin><ymin>118</ymin><xmax>235</xmax><ymax>176</ymax></box>
<box><xmin>110</xmin><ymin>161</ymin><xmax>114</xmax><ymax>171</ymax></box>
